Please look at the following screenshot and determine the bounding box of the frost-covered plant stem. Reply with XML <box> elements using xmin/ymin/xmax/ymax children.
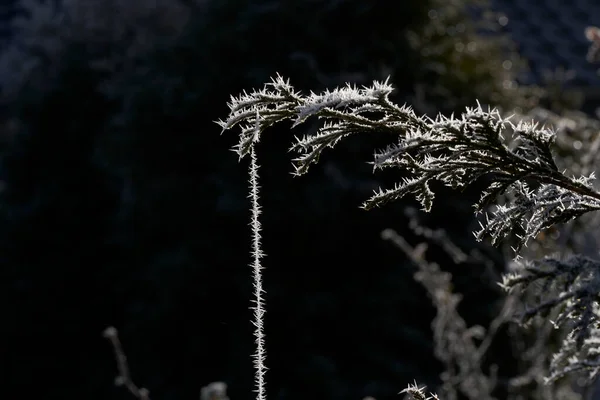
<box><xmin>248</xmin><ymin>143</ymin><xmax>267</xmax><ymax>400</ymax></box>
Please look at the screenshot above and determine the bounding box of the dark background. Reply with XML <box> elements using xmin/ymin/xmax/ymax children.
<box><xmin>0</xmin><ymin>1</ymin><xmax>553</xmax><ymax>399</ymax></box>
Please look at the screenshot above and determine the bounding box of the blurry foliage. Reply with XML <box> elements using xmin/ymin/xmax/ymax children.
<box><xmin>404</xmin><ymin>0</ymin><xmax>542</xmax><ymax>115</ymax></box>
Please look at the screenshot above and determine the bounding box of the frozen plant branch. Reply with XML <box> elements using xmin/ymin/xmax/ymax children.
<box><xmin>501</xmin><ymin>255</ymin><xmax>600</xmax><ymax>383</ymax></box>
<box><xmin>220</xmin><ymin>75</ymin><xmax>600</xmax><ymax>393</ymax></box>
<box><xmin>218</xmin><ymin>75</ymin><xmax>600</xmax><ymax>252</ymax></box>
<box><xmin>248</xmin><ymin>143</ymin><xmax>268</xmax><ymax>400</ymax></box>
<box><xmin>400</xmin><ymin>381</ymin><xmax>441</xmax><ymax>400</ymax></box>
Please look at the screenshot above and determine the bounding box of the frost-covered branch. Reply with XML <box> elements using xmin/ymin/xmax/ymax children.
<box><xmin>501</xmin><ymin>255</ymin><xmax>600</xmax><ymax>383</ymax></box>
<box><xmin>218</xmin><ymin>75</ymin><xmax>600</xmax><ymax>252</ymax></box>
<box><xmin>400</xmin><ymin>381</ymin><xmax>441</xmax><ymax>400</ymax></box>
